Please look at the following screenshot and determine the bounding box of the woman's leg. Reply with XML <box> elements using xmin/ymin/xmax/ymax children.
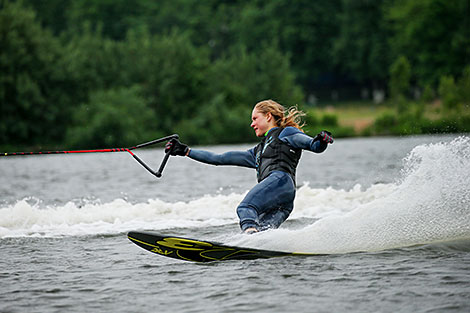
<box><xmin>258</xmin><ymin>203</ymin><xmax>294</xmax><ymax>230</ymax></box>
<box><xmin>236</xmin><ymin>171</ymin><xmax>295</xmax><ymax>231</ymax></box>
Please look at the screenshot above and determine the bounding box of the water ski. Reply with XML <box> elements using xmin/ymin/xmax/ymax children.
<box><xmin>127</xmin><ymin>231</ymin><xmax>321</xmax><ymax>262</ymax></box>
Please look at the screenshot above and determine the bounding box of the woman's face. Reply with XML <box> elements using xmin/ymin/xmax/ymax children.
<box><xmin>251</xmin><ymin>108</ymin><xmax>274</xmax><ymax>137</ymax></box>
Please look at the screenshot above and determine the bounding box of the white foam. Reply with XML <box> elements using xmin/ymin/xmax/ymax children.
<box><xmin>0</xmin><ymin>194</ymin><xmax>242</xmax><ymax>237</ymax></box>
<box><xmin>292</xmin><ymin>183</ymin><xmax>396</xmax><ymax>219</ymax></box>
<box><xmin>0</xmin><ymin>183</ymin><xmax>396</xmax><ymax>238</ymax></box>
<box><xmin>231</xmin><ymin>136</ymin><xmax>470</xmax><ymax>253</ymax></box>
<box><xmin>2</xmin><ymin>137</ymin><xmax>470</xmax><ymax>255</ymax></box>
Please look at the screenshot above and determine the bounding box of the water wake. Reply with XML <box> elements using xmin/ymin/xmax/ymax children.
<box><xmin>2</xmin><ymin>137</ymin><xmax>469</xmax><ymax>255</ymax></box>
<box><xmin>234</xmin><ymin>136</ymin><xmax>470</xmax><ymax>253</ymax></box>
<box><xmin>0</xmin><ymin>194</ymin><xmax>241</xmax><ymax>237</ymax></box>
<box><xmin>0</xmin><ymin>184</ymin><xmax>381</xmax><ymax>238</ymax></box>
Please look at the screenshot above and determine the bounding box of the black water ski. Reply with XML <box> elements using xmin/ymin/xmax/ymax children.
<box><xmin>128</xmin><ymin>231</ymin><xmax>320</xmax><ymax>262</ymax></box>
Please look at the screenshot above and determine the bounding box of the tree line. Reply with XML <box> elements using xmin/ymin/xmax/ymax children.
<box><xmin>1</xmin><ymin>0</ymin><xmax>469</xmax><ymax>148</ymax></box>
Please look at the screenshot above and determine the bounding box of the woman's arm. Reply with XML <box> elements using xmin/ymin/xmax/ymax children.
<box><xmin>188</xmin><ymin>148</ymin><xmax>257</xmax><ymax>168</ymax></box>
<box><xmin>279</xmin><ymin>127</ymin><xmax>328</xmax><ymax>153</ymax></box>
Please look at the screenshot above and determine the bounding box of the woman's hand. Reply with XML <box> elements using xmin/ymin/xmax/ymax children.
<box><xmin>165</xmin><ymin>139</ymin><xmax>190</xmax><ymax>156</ymax></box>
<box><xmin>316</xmin><ymin>130</ymin><xmax>334</xmax><ymax>144</ymax></box>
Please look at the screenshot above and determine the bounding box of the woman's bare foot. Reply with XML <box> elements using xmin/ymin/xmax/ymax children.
<box><xmin>244</xmin><ymin>227</ymin><xmax>259</xmax><ymax>234</ymax></box>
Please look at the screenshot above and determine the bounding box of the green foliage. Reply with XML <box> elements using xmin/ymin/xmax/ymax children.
<box><xmin>389</xmin><ymin>56</ymin><xmax>412</xmax><ymax>113</ymax></box>
<box><xmin>438</xmin><ymin>75</ymin><xmax>459</xmax><ymax>112</ymax></box>
<box><xmin>373</xmin><ymin>111</ymin><xmax>422</xmax><ymax>136</ymax></box>
<box><xmin>302</xmin><ymin>110</ymin><xmax>353</xmax><ymax>138</ymax></box>
<box><xmin>60</xmin><ymin>23</ymin><xmax>125</xmax><ymax>104</ymax></box>
<box><xmin>458</xmin><ymin>66</ymin><xmax>470</xmax><ymax>106</ymax></box>
<box><xmin>120</xmin><ymin>29</ymin><xmax>210</xmax><ymax>135</ymax></box>
<box><xmin>21</xmin><ymin>0</ymin><xmax>69</xmax><ymax>36</ymax></box>
<box><xmin>66</xmin><ymin>86</ymin><xmax>159</xmax><ymax>148</ymax></box>
<box><xmin>333</xmin><ymin>0</ymin><xmax>390</xmax><ymax>85</ymax></box>
<box><xmin>421</xmin><ymin>84</ymin><xmax>435</xmax><ymax>103</ymax></box>
<box><xmin>371</xmin><ymin>100</ymin><xmax>470</xmax><ymax>136</ymax></box>
<box><xmin>436</xmin><ymin>66</ymin><xmax>470</xmax><ymax>114</ymax></box>
<box><xmin>11</xmin><ymin>0</ymin><xmax>469</xmax><ymax>99</ymax></box>
<box><xmin>0</xmin><ymin>1</ymin><xmax>71</xmax><ymax>144</ymax></box>
<box><xmin>174</xmin><ymin>44</ymin><xmax>304</xmax><ymax>145</ymax></box>
<box><xmin>373</xmin><ymin>112</ymin><xmax>398</xmax><ymax>135</ymax></box>
<box><xmin>175</xmin><ymin>95</ymin><xmax>254</xmax><ymax>145</ymax></box>
<box><xmin>206</xmin><ymin>44</ymin><xmax>304</xmax><ymax>107</ymax></box>
<box><xmin>321</xmin><ymin>114</ymin><xmax>338</xmax><ymax>127</ymax></box>
<box><xmin>389</xmin><ymin>56</ymin><xmax>411</xmax><ymax>99</ymax></box>
<box><xmin>2</xmin><ymin>0</ymin><xmax>469</xmax><ymax>149</ymax></box>
<box><xmin>233</xmin><ymin>0</ymin><xmax>342</xmax><ymax>90</ymax></box>
<box><xmin>304</xmin><ymin>111</ymin><xmax>319</xmax><ymax>128</ymax></box>
<box><xmin>34</xmin><ymin>0</ymin><xmax>342</xmax><ymax>94</ymax></box>
<box><xmin>387</xmin><ymin>0</ymin><xmax>469</xmax><ymax>86</ymax></box>
<box><xmin>66</xmin><ymin>0</ymin><xmax>142</xmax><ymax>40</ymax></box>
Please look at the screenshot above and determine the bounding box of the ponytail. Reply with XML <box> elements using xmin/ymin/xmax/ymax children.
<box><xmin>254</xmin><ymin>100</ymin><xmax>305</xmax><ymax>131</ymax></box>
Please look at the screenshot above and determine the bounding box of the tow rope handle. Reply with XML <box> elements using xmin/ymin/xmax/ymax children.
<box><xmin>130</xmin><ymin>134</ymin><xmax>178</xmax><ymax>178</ymax></box>
<box><xmin>1</xmin><ymin>134</ymin><xmax>180</xmax><ymax>179</ymax></box>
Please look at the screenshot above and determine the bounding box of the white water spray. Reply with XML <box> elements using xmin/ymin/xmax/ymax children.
<box><xmin>237</xmin><ymin>136</ymin><xmax>470</xmax><ymax>253</ymax></box>
<box><xmin>2</xmin><ymin>137</ymin><xmax>469</xmax><ymax>255</ymax></box>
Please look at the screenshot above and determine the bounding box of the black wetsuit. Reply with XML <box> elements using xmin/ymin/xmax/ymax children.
<box><xmin>188</xmin><ymin>127</ymin><xmax>328</xmax><ymax>231</ymax></box>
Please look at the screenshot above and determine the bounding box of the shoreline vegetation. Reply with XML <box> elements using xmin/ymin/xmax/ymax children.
<box><xmin>3</xmin><ymin>98</ymin><xmax>468</xmax><ymax>153</ymax></box>
<box><xmin>1</xmin><ymin>1</ymin><xmax>469</xmax><ymax>150</ymax></box>
<box><xmin>304</xmin><ymin>99</ymin><xmax>470</xmax><ymax>139</ymax></box>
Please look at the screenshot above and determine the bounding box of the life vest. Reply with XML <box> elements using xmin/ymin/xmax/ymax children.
<box><xmin>254</xmin><ymin>127</ymin><xmax>302</xmax><ymax>183</ymax></box>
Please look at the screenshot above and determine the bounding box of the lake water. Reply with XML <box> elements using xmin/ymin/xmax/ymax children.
<box><xmin>1</xmin><ymin>134</ymin><xmax>469</xmax><ymax>312</ymax></box>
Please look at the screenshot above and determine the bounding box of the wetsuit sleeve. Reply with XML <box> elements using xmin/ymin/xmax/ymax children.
<box><xmin>279</xmin><ymin>127</ymin><xmax>327</xmax><ymax>153</ymax></box>
<box><xmin>188</xmin><ymin>148</ymin><xmax>256</xmax><ymax>168</ymax></box>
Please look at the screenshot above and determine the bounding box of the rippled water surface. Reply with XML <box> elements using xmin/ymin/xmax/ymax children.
<box><xmin>1</xmin><ymin>135</ymin><xmax>470</xmax><ymax>312</ymax></box>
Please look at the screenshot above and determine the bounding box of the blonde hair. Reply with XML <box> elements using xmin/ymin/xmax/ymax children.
<box><xmin>254</xmin><ymin>99</ymin><xmax>305</xmax><ymax>130</ymax></box>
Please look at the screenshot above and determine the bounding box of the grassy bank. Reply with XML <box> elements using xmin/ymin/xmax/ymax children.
<box><xmin>304</xmin><ymin>100</ymin><xmax>470</xmax><ymax>138</ymax></box>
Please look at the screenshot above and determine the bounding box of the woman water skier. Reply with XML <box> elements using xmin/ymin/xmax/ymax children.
<box><xmin>165</xmin><ymin>100</ymin><xmax>334</xmax><ymax>234</ymax></box>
